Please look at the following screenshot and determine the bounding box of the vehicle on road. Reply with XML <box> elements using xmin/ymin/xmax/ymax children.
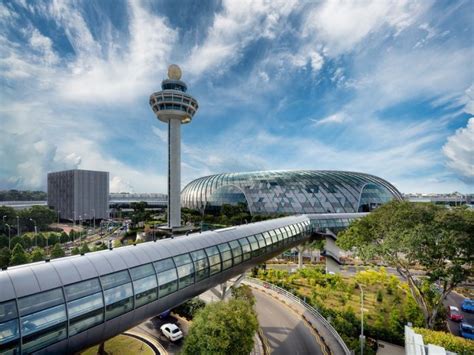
<box><xmin>160</xmin><ymin>323</ymin><xmax>183</xmax><ymax>341</ymax></box>
<box><xmin>461</xmin><ymin>299</ymin><xmax>474</xmax><ymax>313</ymax></box>
<box><xmin>448</xmin><ymin>306</ymin><xmax>463</xmax><ymax>322</ymax></box>
<box><xmin>459</xmin><ymin>322</ymin><xmax>474</xmax><ymax>340</ymax></box>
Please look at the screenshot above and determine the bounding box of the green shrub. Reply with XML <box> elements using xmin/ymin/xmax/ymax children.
<box><xmin>414</xmin><ymin>327</ymin><xmax>474</xmax><ymax>355</ymax></box>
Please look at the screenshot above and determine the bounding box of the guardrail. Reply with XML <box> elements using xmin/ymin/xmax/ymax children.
<box><xmin>245</xmin><ymin>277</ymin><xmax>351</xmax><ymax>355</ymax></box>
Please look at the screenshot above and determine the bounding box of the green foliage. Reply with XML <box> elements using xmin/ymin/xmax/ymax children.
<box><xmin>231</xmin><ymin>285</ymin><xmax>256</xmax><ymax>306</ymax></box>
<box><xmin>10</xmin><ymin>243</ymin><xmax>29</xmax><ymax>266</ymax></box>
<box><xmin>337</xmin><ymin>201</ymin><xmax>473</xmax><ymax>329</ymax></box>
<box><xmin>80</xmin><ymin>242</ymin><xmax>91</xmax><ymax>254</ymax></box>
<box><xmin>413</xmin><ymin>327</ymin><xmax>474</xmax><ymax>355</ymax></box>
<box><xmin>182</xmin><ymin>299</ymin><xmax>258</xmax><ymax>355</ymax></box>
<box><xmin>30</xmin><ymin>247</ymin><xmax>45</xmax><ymax>262</ymax></box>
<box><xmin>376</xmin><ymin>289</ymin><xmax>383</xmax><ymax>303</ymax></box>
<box><xmin>173</xmin><ymin>298</ymin><xmax>206</xmax><ymax>320</ymax></box>
<box><xmin>50</xmin><ymin>243</ymin><xmax>65</xmax><ymax>259</ymax></box>
<box><xmin>0</xmin><ymin>247</ymin><xmax>11</xmax><ymax>268</ymax></box>
<box><xmin>71</xmin><ymin>247</ymin><xmax>80</xmax><ymax>255</ymax></box>
<box><xmin>0</xmin><ymin>190</ymin><xmax>47</xmax><ymax>201</ymax></box>
<box><xmin>60</xmin><ymin>231</ymin><xmax>70</xmax><ymax>243</ymax></box>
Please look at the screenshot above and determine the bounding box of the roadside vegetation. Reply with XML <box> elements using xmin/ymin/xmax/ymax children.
<box><xmin>257</xmin><ymin>266</ymin><xmax>425</xmax><ymax>353</ymax></box>
<box><xmin>413</xmin><ymin>328</ymin><xmax>474</xmax><ymax>355</ymax></box>
<box><xmin>337</xmin><ymin>201</ymin><xmax>473</xmax><ymax>330</ymax></box>
<box><xmin>81</xmin><ymin>334</ymin><xmax>154</xmax><ymax>355</ymax></box>
<box><xmin>182</xmin><ymin>285</ymin><xmax>258</xmax><ymax>355</ymax></box>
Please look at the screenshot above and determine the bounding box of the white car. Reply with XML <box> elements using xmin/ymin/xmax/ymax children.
<box><xmin>160</xmin><ymin>323</ymin><xmax>183</xmax><ymax>341</ymax></box>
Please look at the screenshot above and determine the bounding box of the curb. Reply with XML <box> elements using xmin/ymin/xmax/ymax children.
<box><xmin>124</xmin><ymin>330</ymin><xmax>167</xmax><ymax>355</ymax></box>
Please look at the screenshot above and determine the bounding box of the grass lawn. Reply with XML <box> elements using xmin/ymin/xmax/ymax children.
<box><xmin>81</xmin><ymin>334</ymin><xmax>154</xmax><ymax>355</ymax></box>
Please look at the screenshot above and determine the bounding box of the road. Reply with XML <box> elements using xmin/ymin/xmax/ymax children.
<box><xmin>445</xmin><ymin>292</ymin><xmax>474</xmax><ymax>336</ymax></box>
<box><xmin>252</xmin><ymin>288</ymin><xmax>324</xmax><ymax>355</ymax></box>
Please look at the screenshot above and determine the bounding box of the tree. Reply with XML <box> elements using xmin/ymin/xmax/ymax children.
<box><xmin>337</xmin><ymin>201</ymin><xmax>473</xmax><ymax>329</ymax></box>
<box><xmin>231</xmin><ymin>284</ymin><xmax>256</xmax><ymax>306</ymax></box>
<box><xmin>60</xmin><ymin>231</ymin><xmax>69</xmax><ymax>244</ymax></box>
<box><xmin>31</xmin><ymin>247</ymin><xmax>45</xmax><ymax>262</ymax></box>
<box><xmin>182</xmin><ymin>299</ymin><xmax>258</xmax><ymax>355</ymax></box>
<box><xmin>10</xmin><ymin>243</ymin><xmax>30</xmax><ymax>266</ymax></box>
<box><xmin>71</xmin><ymin>246</ymin><xmax>80</xmax><ymax>255</ymax></box>
<box><xmin>50</xmin><ymin>243</ymin><xmax>65</xmax><ymax>259</ymax></box>
<box><xmin>80</xmin><ymin>242</ymin><xmax>90</xmax><ymax>254</ymax></box>
<box><xmin>0</xmin><ymin>247</ymin><xmax>11</xmax><ymax>268</ymax></box>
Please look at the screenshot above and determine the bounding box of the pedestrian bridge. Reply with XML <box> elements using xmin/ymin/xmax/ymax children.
<box><xmin>0</xmin><ymin>213</ymin><xmax>364</xmax><ymax>354</ymax></box>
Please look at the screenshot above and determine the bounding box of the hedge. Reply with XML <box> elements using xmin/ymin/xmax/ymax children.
<box><xmin>414</xmin><ymin>327</ymin><xmax>474</xmax><ymax>355</ymax></box>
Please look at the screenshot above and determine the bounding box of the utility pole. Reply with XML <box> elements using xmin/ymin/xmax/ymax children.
<box><xmin>358</xmin><ymin>284</ymin><xmax>365</xmax><ymax>355</ymax></box>
<box><xmin>29</xmin><ymin>218</ymin><xmax>37</xmax><ymax>247</ymax></box>
<box><xmin>5</xmin><ymin>223</ymin><xmax>11</xmax><ymax>250</ymax></box>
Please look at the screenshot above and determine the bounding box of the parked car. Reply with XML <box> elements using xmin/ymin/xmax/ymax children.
<box><xmin>459</xmin><ymin>322</ymin><xmax>474</xmax><ymax>340</ymax></box>
<box><xmin>461</xmin><ymin>299</ymin><xmax>474</xmax><ymax>313</ymax></box>
<box><xmin>160</xmin><ymin>323</ymin><xmax>183</xmax><ymax>341</ymax></box>
<box><xmin>448</xmin><ymin>306</ymin><xmax>463</xmax><ymax>322</ymax></box>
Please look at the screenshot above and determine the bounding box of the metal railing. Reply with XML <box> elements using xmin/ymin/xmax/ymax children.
<box><xmin>245</xmin><ymin>277</ymin><xmax>351</xmax><ymax>355</ymax></box>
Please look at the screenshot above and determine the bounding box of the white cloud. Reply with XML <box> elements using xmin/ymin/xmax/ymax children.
<box><xmin>185</xmin><ymin>0</ymin><xmax>298</xmax><ymax>78</ymax></box>
<box><xmin>311</xmin><ymin>112</ymin><xmax>347</xmax><ymax>126</ymax></box>
<box><xmin>303</xmin><ymin>0</ymin><xmax>427</xmax><ymax>55</ymax></box>
<box><xmin>110</xmin><ymin>176</ymin><xmax>134</xmax><ymax>193</ymax></box>
<box><xmin>442</xmin><ymin>118</ymin><xmax>474</xmax><ymax>181</ymax></box>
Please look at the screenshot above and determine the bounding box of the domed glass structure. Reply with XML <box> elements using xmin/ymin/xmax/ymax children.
<box><xmin>181</xmin><ymin>170</ymin><xmax>403</xmax><ymax>215</ymax></box>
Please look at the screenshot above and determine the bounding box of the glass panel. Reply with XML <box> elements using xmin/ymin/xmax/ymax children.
<box><xmin>103</xmin><ymin>284</ymin><xmax>133</xmax><ymax>320</ymax></box>
<box><xmin>0</xmin><ymin>318</ymin><xmax>19</xmax><ymax>345</ymax></box>
<box><xmin>65</xmin><ymin>279</ymin><xmax>102</xmax><ymax>302</ymax></box>
<box><xmin>18</xmin><ymin>289</ymin><xmax>64</xmax><ymax>316</ymax></box>
<box><xmin>21</xmin><ymin>304</ymin><xmax>66</xmax><ymax>337</ymax></box>
<box><xmin>218</xmin><ymin>243</ymin><xmax>232</xmax><ymax>261</ymax></box>
<box><xmin>0</xmin><ymin>301</ymin><xmax>17</xmax><ymax>323</ymax></box>
<box><xmin>129</xmin><ymin>264</ymin><xmax>155</xmax><ymax>281</ymax></box>
<box><xmin>101</xmin><ymin>271</ymin><xmax>131</xmax><ymax>290</ymax></box>
<box><xmin>175</xmin><ymin>262</ymin><xmax>194</xmax><ymax>289</ymax></box>
<box><xmin>255</xmin><ymin>234</ymin><xmax>266</xmax><ymax>248</ymax></box>
<box><xmin>154</xmin><ymin>258</ymin><xmax>176</xmax><ymax>273</ymax></box>
<box><xmin>133</xmin><ymin>275</ymin><xmax>158</xmax><ymax>307</ymax></box>
<box><xmin>157</xmin><ymin>269</ymin><xmax>178</xmax><ymax>297</ymax></box>
<box><xmin>190</xmin><ymin>249</ymin><xmax>207</xmax><ymax>262</ymax></box>
<box><xmin>68</xmin><ymin>292</ymin><xmax>103</xmax><ymax>319</ymax></box>
<box><xmin>248</xmin><ymin>235</ymin><xmax>260</xmax><ymax>256</ymax></box>
<box><xmin>229</xmin><ymin>240</ymin><xmax>242</xmax><ymax>265</ymax></box>
<box><xmin>239</xmin><ymin>238</ymin><xmax>252</xmax><ymax>261</ymax></box>
<box><xmin>69</xmin><ymin>308</ymin><xmax>103</xmax><ymax>336</ymax></box>
<box><xmin>191</xmin><ymin>250</ymin><xmax>209</xmax><ymax>282</ymax></box>
<box><xmin>205</xmin><ymin>246</ymin><xmax>221</xmax><ymax>275</ymax></box>
<box><xmin>174</xmin><ymin>254</ymin><xmax>193</xmax><ymax>267</ymax></box>
<box><xmin>22</xmin><ymin>323</ymin><xmax>66</xmax><ymax>354</ymax></box>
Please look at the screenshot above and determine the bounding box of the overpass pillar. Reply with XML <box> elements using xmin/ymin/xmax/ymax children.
<box><xmin>324</xmin><ymin>235</ymin><xmax>342</xmax><ymax>273</ymax></box>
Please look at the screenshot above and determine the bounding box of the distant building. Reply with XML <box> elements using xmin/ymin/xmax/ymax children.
<box><xmin>47</xmin><ymin>169</ymin><xmax>109</xmax><ymax>221</ymax></box>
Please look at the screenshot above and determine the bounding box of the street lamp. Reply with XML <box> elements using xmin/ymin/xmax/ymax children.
<box><xmin>5</xmin><ymin>223</ymin><xmax>11</xmax><ymax>250</ymax></box>
<box><xmin>57</xmin><ymin>210</ymin><xmax>61</xmax><ymax>224</ymax></box>
<box><xmin>29</xmin><ymin>218</ymin><xmax>37</xmax><ymax>247</ymax></box>
<box><xmin>2</xmin><ymin>215</ymin><xmax>6</xmax><ymax>223</ymax></box>
<box><xmin>16</xmin><ymin>216</ymin><xmax>19</xmax><ymax>237</ymax></box>
<box><xmin>358</xmin><ymin>284</ymin><xmax>365</xmax><ymax>355</ymax></box>
<box><xmin>92</xmin><ymin>209</ymin><xmax>95</xmax><ymax>230</ymax></box>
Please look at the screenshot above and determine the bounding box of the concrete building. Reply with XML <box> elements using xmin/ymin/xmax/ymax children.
<box><xmin>47</xmin><ymin>169</ymin><xmax>109</xmax><ymax>222</ymax></box>
<box><xmin>149</xmin><ymin>64</ymin><xmax>199</xmax><ymax>229</ymax></box>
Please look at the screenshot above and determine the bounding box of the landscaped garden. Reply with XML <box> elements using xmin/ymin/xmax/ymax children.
<box><xmin>256</xmin><ymin>266</ymin><xmax>473</xmax><ymax>354</ymax></box>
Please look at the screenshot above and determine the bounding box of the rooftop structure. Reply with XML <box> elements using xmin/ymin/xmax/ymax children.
<box><xmin>181</xmin><ymin>170</ymin><xmax>403</xmax><ymax>215</ymax></box>
<box><xmin>149</xmin><ymin>65</ymin><xmax>199</xmax><ymax>229</ymax></box>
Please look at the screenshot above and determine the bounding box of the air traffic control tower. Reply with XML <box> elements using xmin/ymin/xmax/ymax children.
<box><xmin>150</xmin><ymin>65</ymin><xmax>199</xmax><ymax>229</ymax></box>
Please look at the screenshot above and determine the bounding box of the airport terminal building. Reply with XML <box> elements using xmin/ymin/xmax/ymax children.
<box><xmin>181</xmin><ymin>170</ymin><xmax>403</xmax><ymax>215</ymax></box>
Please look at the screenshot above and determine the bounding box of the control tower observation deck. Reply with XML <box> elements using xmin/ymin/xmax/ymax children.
<box><xmin>149</xmin><ymin>65</ymin><xmax>199</xmax><ymax>229</ymax></box>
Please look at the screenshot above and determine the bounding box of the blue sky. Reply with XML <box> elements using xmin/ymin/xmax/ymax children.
<box><xmin>0</xmin><ymin>0</ymin><xmax>472</xmax><ymax>194</ymax></box>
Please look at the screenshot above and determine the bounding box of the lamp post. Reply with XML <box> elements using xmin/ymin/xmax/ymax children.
<box><xmin>16</xmin><ymin>216</ymin><xmax>19</xmax><ymax>237</ymax></box>
<box><xmin>57</xmin><ymin>210</ymin><xmax>61</xmax><ymax>224</ymax></box>
<box><xmin>5</xmin><ymin>223</ymin><xmax>11</xmax><ymax>250</ymax></box>
<box><xmin>91</xmin><ymin>209</ymin><xmax>95</xmax><ymax>230</ymax></box>
<box><xmin>29</xmin><ymin>218</ymin><xmax>37</xmax><ymax>247</ymax></box>
<box><xmin>358</xmin><ymin>284</ymin><xmax>365</xmax><ymax>355</ymax></box>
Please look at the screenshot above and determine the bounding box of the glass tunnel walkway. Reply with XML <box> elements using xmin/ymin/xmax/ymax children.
<box><xmin>0</xmin><ymin>213</ymin><xmax>363</xmax><ymax>354</ymax></box>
